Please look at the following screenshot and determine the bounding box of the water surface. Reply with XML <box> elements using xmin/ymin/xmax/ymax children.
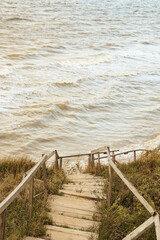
<box><xmin>0</xmin><ymin>0</ymin><xmax>160</xmax><ymax>158</ymax></box>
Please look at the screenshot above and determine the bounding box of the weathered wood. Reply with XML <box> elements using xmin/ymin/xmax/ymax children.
<box><xmin>60</xmin><ymin>158</ymin><xmax>62</xmax><ymax>168</ymax></box>
<box><xmin>106</xmin><ymin>148</ymin><xmax>155</xmax><ymax>215</ymax></box>
<box><xmin>55</xmin><ymin>150</ymin><xmax>59</xmax><ymax>170</ymax></box>
<box><xmin>29</xmin><ymin>178</ymin><xmax>34</xmax><ymax>219</ymax></box>
<box><xmin>0</xmin><ymin>151</ymin><xmax>55</xmax><ymax>215</ymax></box>
<box><xmin>43</xmin><ymin>163</ymin><xmax>47</xmax><ymax>192</ymax></box>
<box><xmin>60</xmin><ymin>149</ymin><xmax>118</xmax><ymax>160</ymax></box>
<box><xmin>112</xmin><ymin>151</ymin><xmax>116</xmax><ymax>163</ymax></box>
<box><xmin>94</xmin><ymin>149</ymin><xmax>145</xmax><ymax>162</ymax></box>
<box><xmin>107</xmin><ymin>147</ymin><xmax>113</xmax><ymax>208</ymax></box>
<box><xmin>154</xmin><ymin>213</ymin><xmax>160</xmax><ymax>240</ymax></box>
<box><xmin>123</xmin><ymin>216</ymin><xmax>154</xmax><ymax>240</ymax></box>
<box><xmin>61</xmin><ymin>153</ymin><xmax>90</xmax><ymax>159</ymax></box>
<box><xmin>91</xmin><ymin>154</ymin><xmax>95</xmax><ymax>169</ymax></box>
<box><xmin>91</xmin><ymin>146</ymin><xmax>107</xmax><ymax>154</ymax></box>
<box><xmin>134</xmin><ymin>151</ymin><xmax>136</xmax><ymax>161</ymax></box>
<box><xmin>113</xmin><ymin>149</ymin><xmax>146</xmax><ymax>157</ymax></box>
<box><xmin>97</xmin><ymin>152</ymin><xmax>101</xmax><ymax>168</ymax></box>
<box><xmin>0</xmin><ymin>210</ymin><xmax>6</xmax><ymax>240</ymax></box>
<box><xmin>87</xmin><ymin>154</ymin><xmax>91</xmax><ymax>171</ymax></box>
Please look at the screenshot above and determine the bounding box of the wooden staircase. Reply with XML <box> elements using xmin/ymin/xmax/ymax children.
<box><xmin>24</xmin><ymin>173</ymin><xmax>105</xmax><ymax>240</ymax></box>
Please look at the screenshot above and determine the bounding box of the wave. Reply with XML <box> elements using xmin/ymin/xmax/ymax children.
<box><xmin>56</xmin><ymin>55</ymin><xmax>112</xmax><ymax>67</ymax></box>
<box><xmin>105</xmin><ymin>72</ymin><xmax>140</xmax><ymax>77</ymax></box>
<box><xmin>5</xmin><ymin>17</ymin><xmax>32</xmax><ymax>22</ymax></box>
<box><xmin>54</xmin><ymin>82</ymin><xmax>77</xmax><ymax>87</ymax></box>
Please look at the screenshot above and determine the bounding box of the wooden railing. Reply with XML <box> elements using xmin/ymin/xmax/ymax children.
<box><xmin>106</xmin><ymin>147</ymin><xmax>160</xmax><ymax>240</ymax></box>
<box><xmin>0</xmin><ymin>150</ymin><xmax>56</xmax><ymax>240</ymax></box>
<box><xmin>0</xmin><ymin>145</ymin><xmax>159</xmax><ymax>240</ymax></box>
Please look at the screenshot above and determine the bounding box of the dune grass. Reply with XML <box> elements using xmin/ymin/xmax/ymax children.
<box><xmin>87</xmin><ymin>147</ymin><xmax>160</xmax><ymax>240</ymax></box>
<box><xmin>0</xmin><ymin>156</ymin><xmax>67</xmax><ymax>240</ymax></box>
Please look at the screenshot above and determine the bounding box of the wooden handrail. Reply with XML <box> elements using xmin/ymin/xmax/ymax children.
<box><xmin>60</xmin><ymin>150</ymin><xmax>118</xmax><ymax>160</ymax></box>
<box><xmin>113</xmin><ymin>149</ymin><xmax>147</xmax><ymax>157</ymax></box>
<box><xmin>60</xmin><ymin>153</ymin><xmax>90</xmax><ymax>159</ymax></box>
<box><xmin>122</xmin><ymin>216</ymin><xmax>154</xmax><ymax>240</ymax></box>
<box><xmin>93</xmin><ymin>149</ymin><xmax>146</xmax><ymax>161</ymax></box>
<box><xmin>91</xmin><ymin>146</ymin><xmax>108</xmax><ymax>154</ymax></box>
<box><xmin>107</xmin><ymin>148</ymin><xmax>155</xmax><ymax>215</ymax></box>
<box><xmin>106</xmin><ymin>147</ymin><xmax>160</xmax><ymax>240</ymax></box>
<box><xmin>0</xmin><ymin>150</ymin><xmax>55</xmax><ymax>215</ymax></box>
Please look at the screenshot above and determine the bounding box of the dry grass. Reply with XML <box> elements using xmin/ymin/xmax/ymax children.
<box><xmin>0</xmin><ymin>156</ymin><xmax>67</xmax><ymax>240</ymax></box>
<box><xmin>86</xmin><ymin>147</ymin><xmax>160</xmax><ymax>240</ymax></box>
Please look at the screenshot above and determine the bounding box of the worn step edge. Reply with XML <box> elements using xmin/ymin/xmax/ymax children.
<box><xmin>48</xmin><ymin>195</ymin><xmax>97</xmax><ymax>210</ymax></box>
<box><xmin>24</xmin><ymin>237</ymin><xmax>45</xmax><ymax>240</ymax></box>
<box><xmin>60</xmin><ymin>190</ymin><xmax>106</xmax><ymax>200</ymax></box>
<box><xmin>48</xmin><ymin>212</ymin><xmax>100</xmax><ymax>230</ymax></box>
<box><xmin>50</xmin><ymin>209</ymin><xmax>100</xmax><ymax>221</ymax></box>
<box><xmin>46</xmin><ymin>225</ymin><xmax>98</xmax><ymax>237</ymax></box>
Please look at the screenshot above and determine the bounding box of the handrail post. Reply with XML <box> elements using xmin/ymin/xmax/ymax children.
<box><xmin>60</xmin><ymin>158</ymin><xmax>62</xmax><ymax>169</ymax></box>
<box><xmin>112</xmin><ymin>151</ymin><xmax>116</xmax><ymax>163</ymax></box>
<box><xmin>0</xmin><ymin>210</ymin><xmax>6</xmax><ymax>240</ymax></box>
<box><xmin>43</xmin><ymin>163</ymin><xmax>47</xmax><ymax>198</ymax></box>
<box><xmin>98</xmin><ymin>152</ymin><xmax>101</xmax><ymax>169</ymax></box>
<box><xmin>107</xmin><ymin>147</ymin><xmax>113</xmax><ymax>208</ymax></box>
<box><xmin>88</xmin><ymin>154</ymin><xmax>91</xmax><ymax>171</ymax></box>
<box><xmin>91</xmin><ymin>154</ymin><xmax>95</xmax><ymax>170</ymax></box>
<box><xmin>28</xmin><ymin>178</ymin><xmax>34</xmax><ymax>219</ymax></box>
<box><xmin>154</xmin><ymin>213</ymin><xmax>160</xmax><ymax>240</ymax></box>
<box><xmin>55</xmin><ymin>150</ymin><xmax>59</xmax><ymax>170</ymax></box>
<box><xmin>134</xmin><ymin>150</ymin><xmax>136</xmax><ymax>161</ymax></box>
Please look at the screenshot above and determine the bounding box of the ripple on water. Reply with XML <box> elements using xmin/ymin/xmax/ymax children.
<box><xmin>0</xmin><ymin>0</ymin><xmax>160</xmax><ymax>157</ymax></box>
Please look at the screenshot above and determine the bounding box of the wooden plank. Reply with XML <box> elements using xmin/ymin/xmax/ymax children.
<box><xmin>154</xmin><ymin>213</ymin><xmax>160</xmax><ymax>240</ymax></box>
<box><xmin>113</xmin><ymin>149</ymin><xmax>146</xmax><ymax>157</ymax></box>
<box><xmin>60</xmin><ymin>158</ymin><xmax>62</xmax><ymax>168</ymax></box>
<box><xmin>28</xmin><ymin>178</ymin><xmax>34</xmax><ymax>219</ymax></box>
<box><xmin>0</xmin><ymin>151</ymin><xmax>55</xmax><ymax>215</ymax></box>
<box><xmin>43</xmin><ymin>163</ymin><xmax>47</xmax><ymax>193</ymax></box>
<box><xmin>106</xmin><ymin>148</ymin><xmax>155</xmax><ymax>215</ymax></box>
<box><xmin>134</xmin><ymin>151</ymin><xmax>136</xmax><ymax>161</ymax></box>
<box><xmin>60</xmin><ymin>150</ymin><xmax>118</xmax><ymax>160</ymax></box>
<box><xmin>123</xmin><ymin>216</ymin><xmax>154</xmax><ymax>240</ymax></box>
<box><xmin>91</xmin><ymin>154</ymin><xmax>95</xmax><ymax>169</ymax></box>
<box><xmin>0</xmin><ymin>210</ymin><xmax>6</xmax><ymax>240</ymax></box>
<box><xmin>91</xmin><ymin>146</ymin><xmax>107</xmax><ymax>154</ymax></box>
<box><xmin>61</xmin><ymin>153</ymin><xmax>90</xmax><ymax>159</ymax></box>
<box><xmin>97</xmin><ymin>152</ymin><xmax>100</xmax><ymax>167</ymax></box>
<box><xmin>87</xmin><ymin>154</ymin><xmax>91</xmax><ymax>171</ymax></box>
<box><xmin>55</xmin><ymin>151</ymin><xmax>59</xmax><ymax>170</ymax></box>
<box><xmin>107</xmin><ymin>147</ymin><xmax>112</xmax><ymax>208</ymax></box>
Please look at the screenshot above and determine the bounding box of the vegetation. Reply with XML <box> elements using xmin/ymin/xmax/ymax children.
<box><xmin>0</xmin><ymin>156</ymin><xmax>67</xmax><ymax>240</ymax></box>
<box><xmin>88</xmin><ymin>147</ymin><xmax>160</xmax><ymax>240</ymax></box>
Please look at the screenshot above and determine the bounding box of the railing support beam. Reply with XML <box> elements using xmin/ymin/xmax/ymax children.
<box><xmin>28</xmin><ymin>178</ymin><xmax>34</xmax><ymax>219</ymax></box>
<box><xmin>108</xmin><ymin>147</ymin><xmax>113</xmax><ymax>208</ymax></box>
<box><xmin>0</xmin><ymin>210</ymin><xmax>6</xmax><ymax>240</ymax></box>
<box><xmin>55</xmin><ymin>150</ymin><xmax>59</xmax><ymax>170</ymax></box>
<box><xmin>154</xmin><ymin>213</ymin><xmax>160</xmax><ymax>240</ymax></box>
<box><xmin>60</xmin><ymin>158</ymin><xmax>62</xmax><ymax>168</ymax></box>
<box><xmin>43</xmin><ymin>163</ymin><xmax>48</xmax><ymax>197</ymax></box>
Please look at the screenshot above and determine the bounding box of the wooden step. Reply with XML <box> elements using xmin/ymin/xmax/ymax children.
<box><xmin>62</xmin><ymin>186</ymin><xmax>103</xmax><ymax>195</ymax></box>
<box><xmin>68</xmin><ymin>179</ymin><xmax>105</xmax><ymax>185</ymax></box>
<box><xmin>24</xmin><ymin>237</ymin><xmax>45</xmax><ymax>240</ymax></box>
<box><xmin>68</xmin><ymin>174</ymin><xmax>104</xmax><ymax>180</ymax></box>
<box><xmin>49</xmin><ymin>204</ymin><xmax>99</xmax><ymax>220</ymax></box>
<box><xmin>48</xmin><ymin>212</ymin><xmax>99</xmax><ymax>230</ymax></box>
<box><xmin>63</xmin><ymin>184</ymin><xmax>104</xmax><ymax>190</ymax></box>
<box><xmin>60</xmin><ymin>189</ymin><xmax>106</xmax><ymax>200</ymax></box>
<box><xmin>48</xmin><ymin>195</ymin><xmax>97</xmax><ymax>212</ymax></box>
<box><xmin>46</xmin><ymin>225</ymin><xmax>98</xmax><ymax>240</ymax></box>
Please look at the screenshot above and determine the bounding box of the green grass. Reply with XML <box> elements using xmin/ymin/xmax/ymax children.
<box><xmin>0</xmin><ymin>156</ymin><xmax>67</xmax><ymax>240</ymax></box>
<box><xmin>87</xmin><ymin>147</ymin><xmax>160</xmax><ymax>240</ymax></box>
